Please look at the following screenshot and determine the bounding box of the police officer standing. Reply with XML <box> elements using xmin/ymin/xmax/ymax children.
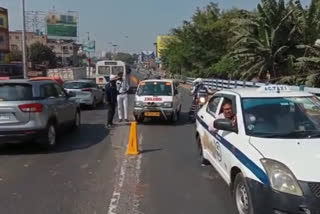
<box><xmin>105</xmin><ymin>75</ymin><xmax>119</xmax><ymax>128</ymax></box>
<box><xmin>116</xmin><ymin>72</ymin><xmax>130</xmax><ymax>122</ymax></box>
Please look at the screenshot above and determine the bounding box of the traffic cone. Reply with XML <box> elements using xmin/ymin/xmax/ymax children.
<box><xmin>126</xmin><ymin>122</ymin><xmax>139</xmax><ymax>155</ymax></box>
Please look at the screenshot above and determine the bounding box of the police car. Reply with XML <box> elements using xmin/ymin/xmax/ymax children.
<box><xmin>133</xmin><ymin>79</ymin><xmax>182</xmax><ymax>123</ymax></box>
<box><xmin>195</xmin><ymin>85</ymin><xmax>320</xmax><ymax>214</ymax></box>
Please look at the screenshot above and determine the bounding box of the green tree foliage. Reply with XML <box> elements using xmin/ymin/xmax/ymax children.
<box><xmin>28</xmin><ymin>42</ymin><xmax>57</xmax><ymax>68</ymax></box>
<box><xmin>8</xmin><ymin>50</ymin><xmax>22</xmax><ymax>62</ymax></box>
<box><xmin>161</xmin><ymin>0</ymin><xmax>320</xmax><ymax>87</ymax></box>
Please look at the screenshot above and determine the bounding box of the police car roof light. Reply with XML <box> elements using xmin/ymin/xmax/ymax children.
<box><xmin>257</xmin><ymin>85</ymin><xmax>291</xmax><ymax>93</ymax></box>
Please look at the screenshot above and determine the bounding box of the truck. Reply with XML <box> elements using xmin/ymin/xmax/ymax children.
<box><xmin>47</xmin><ymin>67</ymin><xmax>87</xmax><ymax>82</ymax></box>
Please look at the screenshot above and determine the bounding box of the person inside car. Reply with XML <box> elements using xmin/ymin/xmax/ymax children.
<box><xmin>209</xmin><ymin>99</ymin><xmax>237</xmax><ymax>132</ymax></box>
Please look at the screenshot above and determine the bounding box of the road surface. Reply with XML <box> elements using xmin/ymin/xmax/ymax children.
<box><xmin>0</xmin><ymin>71</ymin><xmax>236</xmax><ymax>214</ymax></box>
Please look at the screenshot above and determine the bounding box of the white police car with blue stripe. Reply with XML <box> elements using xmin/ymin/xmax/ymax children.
<box><xmin>195</xmin><ymin>85</ymin><xmax>320</xmax><ymax>214</ymax></box>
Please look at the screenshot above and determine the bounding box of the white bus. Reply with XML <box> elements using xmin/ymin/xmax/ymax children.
<box><xmin>95</xmin><ymin>60</ymin><xmax>130</xmax><ymax>89</ymax></box>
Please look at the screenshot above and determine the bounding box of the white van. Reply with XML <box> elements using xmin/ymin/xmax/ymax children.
<box><xmin>133</xmin><ymin>79</ymin><xmax>182</xmax><ymax>123</ymax></box>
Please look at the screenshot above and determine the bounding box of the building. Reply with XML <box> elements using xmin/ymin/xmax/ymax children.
<box><xmin>0</xmin><ymin>7</ymin><xmax>9</xmax><ymax>63</ymax></box>
<box><xmin>9</xmin><ymin>31</ymin><xmax>47</xmax><ymax>51</ymax></box>
<box><xmin>47</xmin><ymin>40</ymin><xmax>81</xmax><ymax>66</ymax></box>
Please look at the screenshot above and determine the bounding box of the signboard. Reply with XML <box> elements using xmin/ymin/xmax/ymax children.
<box><xmin>83</xmin><ymin>40</ymin><xmax>95</xmax><ymax>53</ymax></box>
<box><xmin>46</xmin><ymin>12</ymin><xmax>78</xmax><ymax>40</ymax></box>
<box><xmin>157</xmin><ymin>35</ymin><xmax>174</xmax><ymax>58</ymax></box>
<box><xmin>141</xmin><ymin>51</ymin><xmax>155</xmax><ymax>63</ymax></box>
<box><xmin>0</xmin><ymin>7</ymin><xmax>9</xmax><ymax>53</ymax></box>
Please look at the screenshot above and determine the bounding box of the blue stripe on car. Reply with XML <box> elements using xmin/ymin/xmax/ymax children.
<box><xmin>196</xmin><ymin>115</ymin><xmax>269</xmax><ymax>185</ymax></box>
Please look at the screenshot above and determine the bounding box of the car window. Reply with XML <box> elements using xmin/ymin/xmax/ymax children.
<box><xmin>0</xmin><ymin>83</ymin><xmax>34</xmax><ymax>101</ymax></box>
<box><xmin>207</xmin><ymin>97</ymin><xmax>222</xmax><ymax>116</ymax></box>
<box><xmin>54</xmin><ymin>84</ymin><xmax>67</xmax><ymax>97</ymax></box>
<box><xmin>41</xmin><ymin>84</ymin><xmax>58</xmax><ymax>98</ymax></box>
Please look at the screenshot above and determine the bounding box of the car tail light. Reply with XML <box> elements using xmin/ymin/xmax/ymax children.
<box><xmin>19</xmin><ymin>103</ymin><xmax>43</xmax><ymax>112</ymax></box>
<box><xmin>82</xmin><ymin>88</ymin><xmax>92</xmax><ymax>92</ymax></box>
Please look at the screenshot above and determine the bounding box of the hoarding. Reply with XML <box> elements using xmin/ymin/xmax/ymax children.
<box><xmin>0</xmin><ymin>7</ymin><xmax>9</xmax><ymax>53</ymax></box>
<box><xmin>140</xmin><ymin>51</ymin><xmax>155</xmax><ymax>63</ymax></box>
<box><xmin>46</xmin><ymin>12</ymin><xmax>78</xmax><ymax>40</ymax></box>
<box><xmin>157</xmin><ymin>35</ymin><xmax>174</xmax><ymax>58</ymax></box>
<box><xmin>83</xmin><ymin>40</ymin><xmax>95</xmax><ymax>53</ymax></box>
<box><xmin>0</xmin><ymin>7</ymin><xmax>8</xmax><ymax>29</ymax></box>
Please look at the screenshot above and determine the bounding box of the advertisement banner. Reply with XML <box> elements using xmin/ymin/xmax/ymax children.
<box><xmin>0</xmin><ymin>8</ymin><xmax>8</xmax><ymax>29</ymax></box>
<box><xmin>83</xmin><ymin>40</ymin><xmax>95</xmax><ymax>53</ymax></box>
<box><xmin>141</xmin><ymin>51</ymin><xmax>155</xmax><ymax>63</ymax></box>
<box><xmin>46</xmin><ymin>12</ymin><xmax>78</xmax><ymax>39</ymax></box>
<box><xmin>157</xmin><ymin>35</ymin><xmax>174</xmax><ymax>58</ymax></box>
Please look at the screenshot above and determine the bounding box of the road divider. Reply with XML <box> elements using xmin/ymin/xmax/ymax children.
<box><xmin>126</xmin><ymin>122</ymin><xmax>140</xmax><ymax>155</ymax></box>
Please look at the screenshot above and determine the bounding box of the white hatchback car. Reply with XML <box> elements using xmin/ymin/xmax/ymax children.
<box><xmin>133</xmin><ymin>79</ymin><xmax>182</xmax><ymax>123</ymax></box>
<box><xmin>196</xmin><ymin>85</ymin><xmax>320</xmax><ymax>214</ymax></box>
<box><xmin>64</xmin><ymin>80</ymin><xmax>104</xmax><ymax>109</ymax></box>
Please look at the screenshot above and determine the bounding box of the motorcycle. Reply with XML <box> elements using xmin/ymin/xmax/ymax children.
<box><xmin>189</xmin><ymin>89</ymin><xmax>209</xmax><ymax>122</ymax></box>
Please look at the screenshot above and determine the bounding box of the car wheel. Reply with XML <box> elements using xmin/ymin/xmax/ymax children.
<box><xmin>234</xmin><ymin>173</ymin><xmax>254</xmax><ymax>214</ymax></box>
<box><xmin>91</xmin><ymin>98</ymin><xmax>97</xmax><ymax>109</ymax></box>
<box><xmin>72</xmin><ymin>111</ymin><xmax>81</xmax><ymax>129</ymax></box>
<box><xmin>135</xmin><ymin>115</ymin><xmax>144</xmax><ymax>123</ymax></box>
<box><xmin>44</xmin><ymin>123</ymin><xmax>57</xmax><ymax>149</ymax></box>
<box><xmin>197</xmin><ymin>135</ymin><xmax>210</xmax><ymax>165</ymax></box>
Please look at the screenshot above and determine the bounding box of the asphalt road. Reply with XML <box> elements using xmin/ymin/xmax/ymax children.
<box><xmin>0</xmin><ymin>71</ymin><xmax>236</xmax><ymax>214</ymax></box>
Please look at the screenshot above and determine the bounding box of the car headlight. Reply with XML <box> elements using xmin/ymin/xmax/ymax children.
<box><xmin>135</xmin><ymin>101</ymin><xmax>143</xmax><ymax>107</ymax></box>
<box><xmin>199</xmin><ymin>97</ymin><xmax>206</xmax><ymax>104</ymax></box>
<box><xmin>261</xmin><ymin>159</ymin><xmax>303</xmax><ymax>196</ymax></box>
<box><xmin>163</xmin><ymin>102</ymin><xmax>173</xmax><ymax>108</ymax></box>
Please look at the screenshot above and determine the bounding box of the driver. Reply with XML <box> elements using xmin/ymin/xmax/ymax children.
<box><xmin>209</xmin><ymin>99</ymin><xmax>237</xmax><ymax>132</ymax></box>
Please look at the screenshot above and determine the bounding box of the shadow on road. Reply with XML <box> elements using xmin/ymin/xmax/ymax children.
<box><xmin>140</xmin><ymin>111</ymin><xmax>192</xmax><ymax>126</ymax></box>
<box><xmin>0</xmin><ymin>124</ymin><xmax>109</xmax><ymax>155</ymax></box>
<box><xmin>140</xmin><ymin>148</ymin><xmax>162</xmax><ymax>154</ymax></box>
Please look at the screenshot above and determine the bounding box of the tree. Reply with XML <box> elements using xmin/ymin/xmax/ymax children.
<box><xmin>28</xmin><ymin>42</ymin><xmax>57</xmax><ymax>68</ymax></box>
<box><xmin>114</xmin><ymin>52</ymin><xmax>138</xmax><ymax>65</ymax></box>
<box><xmin>8</xmin><ymin>50</ymin><xmax>22</xmax><ymax>62</ymax></box>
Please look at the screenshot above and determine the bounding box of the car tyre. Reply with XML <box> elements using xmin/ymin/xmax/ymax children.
<box><xmin>72</xmin><ymin>111</ymin><xmax>81</xmax><ymax>130</ymax></box>
<box><xmin>233</xmin><ymin>173</ymin><xmax>254</xmax><ymax>214</ymax></box>
<box><xmin>135</xmin><ymin>115</ymin><xmax>144</xmax><ymax>123</ymax></box>
<box><xmin>197</xmin><ymin>135</ymin><xmax>210</xmax><ymax>165</ymax></box>
<box><xmin>91</xmin><ymin>98</ymin><xmax>97</xmax><ymax>109</ymax></box>
<box><xmin>44</xmin><ymin>122</ymin><xmax>57</xmax><ymax>149</ymax></box>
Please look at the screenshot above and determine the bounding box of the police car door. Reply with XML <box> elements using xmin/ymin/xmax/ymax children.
<box><xmin>199</xmin><ymin>96</ymin><xmax>223</xmax><ymax>167</ymax></box>
<box><xmin>215</xmin><ymin>95</ymin><xmax>238</xmax><ymax>181</ymax></box>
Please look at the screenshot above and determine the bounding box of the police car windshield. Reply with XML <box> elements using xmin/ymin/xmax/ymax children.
<box><xmin>137</xmin><ymin>82</ymin><xmax>172</xmax><ymax>96</ymax></box>
<box><xmin>242</xmin><ymin>96</ymin><xmax>320</xmax><ymax>139</ymax></box>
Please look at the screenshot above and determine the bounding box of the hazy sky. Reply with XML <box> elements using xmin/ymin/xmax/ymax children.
<box><xmin>2</xmin><ymin>0</ymin><xmax>310</xmax><ymax>55</ymax></box>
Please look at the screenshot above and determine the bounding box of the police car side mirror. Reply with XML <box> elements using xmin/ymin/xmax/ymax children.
<box><xmin>214</xmin><ymin>119</ymin><xmax>238</xmax><ymax>133</ymax></box>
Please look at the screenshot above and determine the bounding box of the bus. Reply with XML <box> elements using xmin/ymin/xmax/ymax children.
<box><xmin>95</xmin><ymin>60</ymin><xmax>130</xmax><ymax>89</ymax></box>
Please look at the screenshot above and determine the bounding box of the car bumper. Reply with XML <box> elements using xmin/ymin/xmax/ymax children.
<box><xmin>247</xmin><ymin>178</ymin><xmax>320</xmax><ymax>214</ymax></box>
<box><xmin>0</xmin><ymin>129</ymin><xmax>47</xmax><ymax>144</ymax></box>
<box><xmin>133</xmin><ymin>107</ymin><xmax>174</xmax><ymax>120</ymax></box>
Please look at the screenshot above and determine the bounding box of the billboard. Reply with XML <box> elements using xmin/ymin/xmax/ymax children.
<box><xmin>83</xmin><ymin>40</ymin><xmax>95</xmax><ymax>53</ymax></box>
<box><xmin>46</xmin><ymin>12</ymin><xmax>78</xmax><ymax>40</ymax></box>
<box><xmin>0</xmin><ymin>7</ymin><xmax>8</xmax><ymax>30</ymax></box>
<box><xmin>157</xmin><ymin>35</ymin><xmax>174</xmax><ymax>58</ymax></box>
<box><xmin>140</xmin><ymin>51</ymin><xmax>155</xmax><ymax>63</ymax></box>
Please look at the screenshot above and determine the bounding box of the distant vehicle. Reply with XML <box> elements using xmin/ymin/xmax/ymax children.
<box><xmin>64</xmin><ymin>80</ymin><xmax>104</xmax><ymax>109</ymax></box>
<box><xmin>133</xmin><ymin>79</ymin><xmax>182</xmax><ymax>123</ymax></box>
<box><xmin>47</xmin><ymin>67</ymin><xmax>87</xmax><ymax>82</ymax></box>
<box><xmin>30</xmin><ymin>77</ymin><xmax>64</xmax><ymax>85</ymax></box>
<box><xmin>196</xmin><ymin>85</ymin><xmax>320</xmax><ymax>214</ymax></box>
<box><xmin>0</xmin><ymin>64</ymin><xmax>23</xmax><ymax>79</ymax></box>
<box><xmin>95</xmin><ymin>60</ymin><xmax>130</xmax><ymax>89</ymax></box>
<box><xmin>0</xmin><ymin>79</ymin><xmax>80</xmax><ymax>149</ymax></box>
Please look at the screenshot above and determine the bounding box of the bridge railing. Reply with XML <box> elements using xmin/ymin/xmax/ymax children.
<box><xmin>185</xmin><ymin>77</ymin><xmax>320</xmax><ymax>94</ymax></box>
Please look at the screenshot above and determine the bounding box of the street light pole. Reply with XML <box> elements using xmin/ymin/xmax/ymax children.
<box><xmin>21</xmin><ymin>0</ymin><xmax>28</xmax><ymax>79</ymax></box>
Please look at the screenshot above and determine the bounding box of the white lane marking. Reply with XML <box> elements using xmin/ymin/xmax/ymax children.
<box><xmin>131</xmin><ymin>134</ymin><xmax>143</xmax><ymax>214</ymax></box>
<box><xmin>107</xmin><ymin>158</ymin><xmax>128</xmax><ymax>214</ymax></box>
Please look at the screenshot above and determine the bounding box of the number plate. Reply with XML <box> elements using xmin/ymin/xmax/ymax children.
<box><xmin>0</xmin><ymin>113</ymin><xmax>10</xmax><ymax>121</ymax></box>
<box><xmin>144</xmin><ymin>112</ymin><xmax>160</xmax><ymax>117</ymax></box>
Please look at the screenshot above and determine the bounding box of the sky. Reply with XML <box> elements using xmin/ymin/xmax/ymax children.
<box><xmin>2</xmin><ymin>0</ymin><xmax>311</xmax><ymax>55</ymax></box>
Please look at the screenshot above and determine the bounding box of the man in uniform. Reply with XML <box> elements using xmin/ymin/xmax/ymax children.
<box><xmin>116</xmin><ymin>72</ymin><xmax>130</xmax><ymax>122</ymax></box>
<box><xmin>105</xmin><ymin>75</ymin><xmax>119</xmax><ymax>128</ymax></box>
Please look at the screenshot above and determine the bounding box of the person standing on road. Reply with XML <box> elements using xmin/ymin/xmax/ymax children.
<box><xmin>116</xmin><ymin>73</ymin><xmax>130</xmax><ymax>122</ymax></box>
<box><xmin>105</xmin><ymin>75</ymin><xmax>119</xmax><ymax>128</ymax></box>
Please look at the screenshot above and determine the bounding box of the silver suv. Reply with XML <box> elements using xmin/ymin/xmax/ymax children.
<box><xmin>0</xmin><ymin>79</ymin><xmax>81</xmax><ymax>148</ymax></box>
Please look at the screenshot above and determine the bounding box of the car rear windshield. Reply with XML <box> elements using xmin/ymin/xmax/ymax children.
<box><xmin>64</xmin><ymin>82</ymin><xmax>93</xmax><ymax>89</ymax></box>
<box><xmin>137</xmin><ymin>82</ymin><xmax>172</xmax><ymax>96</ymax></box>
<box><xmin>0</xmin><ymin>83</ymin><xmax>34</xmax><ymax>101</ymax></box>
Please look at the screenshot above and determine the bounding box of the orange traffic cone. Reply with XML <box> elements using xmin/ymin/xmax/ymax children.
<box><xmin>126</xmin><ymin>122</ymin><xmax>139</xmax><ymax>155</ymax></box>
